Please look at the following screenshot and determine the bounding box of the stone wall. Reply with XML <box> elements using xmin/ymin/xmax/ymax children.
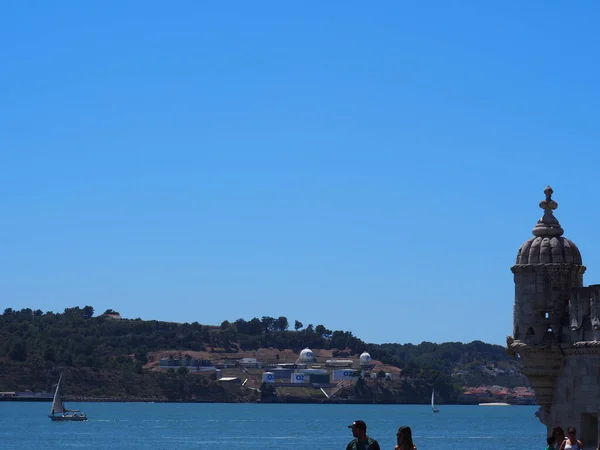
<box><xmin>550</xmin><ymin>345</ymin><xmax>600</xmax><ymax>448</ymax></box>
<box><xmin>512</xmin><ymin>264</ymin><xmax>584</xmax><ymax>345</ymax></box>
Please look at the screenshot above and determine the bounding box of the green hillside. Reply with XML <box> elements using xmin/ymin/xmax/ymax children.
<box><xmin>0</xmin><ymin>306</ymin><xmax>529</xmax><ymax>403</ymax></box>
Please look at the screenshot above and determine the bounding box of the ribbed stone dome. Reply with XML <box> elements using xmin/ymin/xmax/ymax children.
<box><xmin>515</xmin><ymin>186</ymin><xmax>583</xmax><ymax>265</ymax></box>
<box><xmin>516</xmin><ymin>236</ymin><xmax>582</xmax><ymax>264</ymax></box>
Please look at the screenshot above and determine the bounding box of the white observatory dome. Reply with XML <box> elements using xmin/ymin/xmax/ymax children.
<box><xmin>359</xmin><ymin>351</ymin><xmax>372</xmax><ymax>366</ymax></box>
<box><xmin>296</xmin><ymin>348</ymin><xmax>315</xmax><ymax>364</ymax></box>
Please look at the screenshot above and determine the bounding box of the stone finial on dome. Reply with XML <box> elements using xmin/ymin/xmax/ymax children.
<box><xmin>532</xmin><ymin>186</ymin><xmax>564</xmax><ymax>237</ymax></box>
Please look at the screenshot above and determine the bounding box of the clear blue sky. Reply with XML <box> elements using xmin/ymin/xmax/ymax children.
<box><xmin>2</xmin><ymin>2</ymin><xmax>599</xmax><ymax>346</ymax></box>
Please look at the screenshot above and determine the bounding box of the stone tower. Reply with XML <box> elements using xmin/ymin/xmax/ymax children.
<box><xmin>509</xmin><ymin>186</ymin><xmax>600</xmax><ymax>447</ymax></box>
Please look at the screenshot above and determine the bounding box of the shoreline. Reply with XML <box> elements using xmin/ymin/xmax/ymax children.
<box><xmin>0</xmin><ymin>396</ymin><xmax>537</xmax><ymax>406</ymax></box>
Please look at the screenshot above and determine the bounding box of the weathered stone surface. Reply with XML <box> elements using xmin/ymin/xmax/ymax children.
<box><xmin>516</xmin><ymin>236</ymin><xmax>582</xmax><ymax>265</ymax></box>
<box><xmin>509</xmin><ymin>187</ymin><xmax>600</xmax><ymax>448</ymax></box>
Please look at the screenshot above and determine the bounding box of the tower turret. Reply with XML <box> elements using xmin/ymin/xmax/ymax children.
<box><xmin>513</xmin><ymin>186</ymin><xmax>585</xmax><ymax>344</ymax></box>
<box><xmin>509</xmin><ymin>186</ymin><xmax>585</xmax><ymax>421</ymax></box>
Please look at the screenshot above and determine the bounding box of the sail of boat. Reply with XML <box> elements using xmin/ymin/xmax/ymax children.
<box><xmin>431</xmin><ymin>389</ymin><xmax>440</xmax><ymax>412</ymax></box>
<box><xmin>50</xmin><ymin>373</ymin><xmax>65</xmax><ymax>414</ymax></box>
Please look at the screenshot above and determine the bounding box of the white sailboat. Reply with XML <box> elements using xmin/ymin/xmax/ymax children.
<box><xmin>431</xmin><ymin>389</ymin><xmax>440</xmax><ymax>413</ymax></box>
<box><xmin>48</xmin><ymin>373</ymin><xmax>87</xmax><ymax>421</ymax></box>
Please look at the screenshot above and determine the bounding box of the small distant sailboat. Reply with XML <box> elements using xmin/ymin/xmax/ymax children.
<box><xmin>48</xmin><ymin>374</ymin><xmax>87</xmax><ymax>421</ymax></box>
<box><xmin>431</xmin><ymin>389</ymin><xmax>440</xmax><ymax>413</ymax></box>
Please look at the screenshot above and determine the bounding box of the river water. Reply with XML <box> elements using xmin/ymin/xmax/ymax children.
<box><xmin>0</xmin><ymin>402</ymin><xmax>545</xmax><ymax>449</ymax></box>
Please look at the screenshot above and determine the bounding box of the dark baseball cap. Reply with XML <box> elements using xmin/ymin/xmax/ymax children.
<box><xmin>348</xmin><ymin>420</ymin><xmax>367</xmax><ymax>430</ymax></box>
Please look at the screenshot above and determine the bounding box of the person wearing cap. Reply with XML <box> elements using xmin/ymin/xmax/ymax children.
<box><xmin>346</xmin><ymin>420</ymin><xmax>381</xmax><ymax>450</ymax></box>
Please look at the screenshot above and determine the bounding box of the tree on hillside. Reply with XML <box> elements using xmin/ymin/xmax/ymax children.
<box><xmin>10</xmin><ymin>340</ymin><xmax>27</xmax><ymax>361</ymax></box>
<box><xmin>248</xmin><ymin>318</ymin><xmax>263</xmax><ymax>335</ymax></box>
<box><xmin>294</xmin><ymin>320</ymin><xmax>303</xmax><ymax>331</ymax></box>
<box><xmin>331</xmin><ymin>330</ymin><xmax>348</xmax><ymax>350</ymax></box>
<box><xmin>63</xmin><ymin>306</ymin><xmax>83</xmax><ymax>318</ymax></box>
<box><xmin>316</xmin><ymin>324</ymin><xmax>333</xmax><ymax>338</ymax></box>
<box><xmin>234</xmin><ymin>318</ymin><xmax>247</xmax><ymax>333</ymax></box>
<box><xmin>234</xmin><ymin>318</ymin><xmax>263</xmax><ymax>335</ymax></box>
<box><xmin>276</xmin><ymin>316</ymin><xmax>288</xmax><ymax>331</ymax></box>
<box><xmin>261</xmin><ymin>316</ymin><xmax>276</xmax><ymax>333</ymax></box>
<box><xmin>82</xmin><ymin>305</ymin><xmax>94</xmax><ymax>319</ymax></box>
<box><xmin>135</xmin><ymin>346</ymin><xmax>148</xmax><ymax>364</ymax></box>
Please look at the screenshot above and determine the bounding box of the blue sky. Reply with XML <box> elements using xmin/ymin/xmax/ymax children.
<box><xmin>2</xmin><ymin>2</ymin><xmax>599</xmax><ymax>346</ymax></box>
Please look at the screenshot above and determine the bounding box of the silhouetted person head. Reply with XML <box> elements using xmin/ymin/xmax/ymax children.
<box><xmin>396</xmin><ymin>426</ymin><xmax>415</xmax><ymax>450</ymax></box>
<box><xmin>552</xmin><ymin>426</ymin><xmax>565</xmax><ymax>445</ymax></box>
<box><xmin>348</xmin><ymin>420</ymin><xmax>367</xmax><ymax>440</ymax></box>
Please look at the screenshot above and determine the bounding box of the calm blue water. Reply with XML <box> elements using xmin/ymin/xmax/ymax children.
<box><xmin>0</xmin><ymin>402</ymin><xmax>545</xmax><ymax>449</ymax></box>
